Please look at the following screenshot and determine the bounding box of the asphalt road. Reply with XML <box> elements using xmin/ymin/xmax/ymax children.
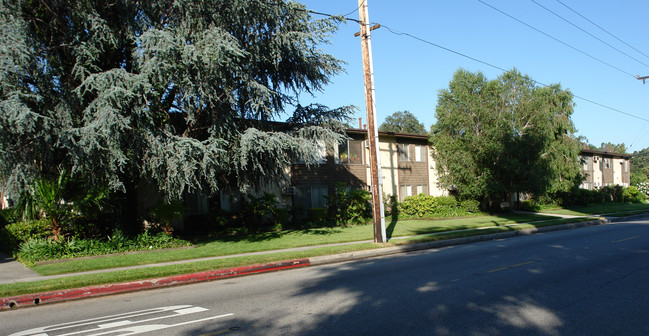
<box><xmin>3</xmin><ymin>218</ymin><xmax>649</xmax><ymax>336</ymax></box>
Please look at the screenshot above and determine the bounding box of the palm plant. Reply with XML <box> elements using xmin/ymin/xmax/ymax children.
<box><xmin>16</xmin><ymin>169</ymin><xmax>110</xmax><ymax>240</ymax></box>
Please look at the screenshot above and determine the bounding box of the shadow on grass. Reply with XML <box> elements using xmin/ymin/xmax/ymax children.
<box><xmin>543</xmin><ymin>202</ymin><xmax>649</xmax><ymax>216</ymax></box>
<box><xmin>400</xmin><ymin>212</ymin><xmax>557</xmax><ymax>238</ymax></box>
<box><xmin>187</xmin><ymin>226</ymin><xmax>345</xmax><ymax>245</ymax></box>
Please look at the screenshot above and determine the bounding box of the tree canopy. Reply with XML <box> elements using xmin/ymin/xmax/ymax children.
<box><xmin>431</xmin><ymin>69</ymin><xmax>582</xmax><ymax>203</ymax></box>
<box><xmin>379</xmin><ymin>110</ymin><xmax>427</xmax><ymax>135</ymax></box>
<box><xmin>598</xmin><ymin>142</ymin><xmax>627</xmax><ymax>153</ymax></box>
<box><xmin>631</xmin><ymin>147</ymin><xmax>649</xmax><ymax>185</ymax></box>
<box><xmin>0</xmin><ymin>0</ymin><xmax>351</xmax><ymax>207</ymax></box>
<box><xmin>581</xmin><ymin>141</ymin><xmax>627</xmax><ymax>153</ymax></box>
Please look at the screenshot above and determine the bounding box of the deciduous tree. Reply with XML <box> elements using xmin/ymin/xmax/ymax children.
<box><xmin>431</xmin><ymin>69</ymin><xmax>582</xmax><ymax>204</ymax></box>
<box><xmin>379</xmin><ymin>110</ymin><xmax>427</xmax><ymax>135</ymax></box>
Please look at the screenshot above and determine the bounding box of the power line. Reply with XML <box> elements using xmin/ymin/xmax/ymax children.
<box><xmin>379</xmin><ymin>24</ymin><xmax>649</xmax><ymax>124</ymax></box>
<box><xmin>381</xmin><ymin>25</ymin><xmax>508</xmax><ymax>73</ymax></box>
<box><xmin>305</xmin><ymin>9</ymin><xmax>361</xmax><ymax>24</ymax></box>
<box><xmin>343</xmin><ymin>0</ymin><xmax>365</xmax><ymax>17</ymax></box>
<box><xmin>529</xmin><ymin>0</ymin><xmax>649</xmax><ymax>69</ymax></box>
<box><xmin>295</xmin><ymin>3</ymin><xmax>648</xmax><ymax>124</ymax></box>
<box><xmin>477</xmin><ymin>0</ymin><xmax>637</xmax><ymax>78</ymax></box>
<box><xmin>555</xmin><ymin>0</ymin><xmax>649</xmax><ymax>62</ymax></box>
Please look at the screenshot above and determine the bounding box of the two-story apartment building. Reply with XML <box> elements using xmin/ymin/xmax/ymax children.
<box><xmin>206</xmin><ymin>130</ymin><xmax>634</xmax><ymax>214</ymax></box>
<box><xmin>288</xmin><ymin>128</ymin><xmax>446</xmax><ymax>209</ymax></box>
<box><xmin>287</xmin><ymin>133</ymin><xmax>634</xmax><ymax>209</ymax></box>
<box><xmin>578</xmin><ymin>148</ymin><xmax>631</xmax><ymax>190</ymax></box>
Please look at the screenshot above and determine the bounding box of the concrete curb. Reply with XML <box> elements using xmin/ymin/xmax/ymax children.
<box><xmin>3</xmin><ymin>214</ymin><xmax>646</xmax><ymax>310</ymax></box>
<box><xmin>0</xmin><ymin>259</ymin><xmax>310</xmax><ymax>310</ymax></box>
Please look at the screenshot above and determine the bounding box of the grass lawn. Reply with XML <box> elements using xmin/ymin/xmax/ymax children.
<box><xmin>31</xmin><ymin>213</ymin><xmax>556</xmax><ymax>276</ymax></box>
<box><xmin>0</xmin><ymin>215</ymin><xmax>593</xmax><ymax>298</ymax></box>
<box><xmin>539</xmin><ymin>203</ymin><xmax>649</xmax><ymax>216</ymax></box>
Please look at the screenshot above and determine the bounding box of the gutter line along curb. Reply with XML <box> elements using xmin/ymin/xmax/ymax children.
<box><xmin>0</xmin><ymin>259</ymin><xmax>310</xmax><ymax>310</ymax></box>
<box><xmin>0</xmin><ymin>216</ymin><xmax>622</xmax><ymax>310</ymax></box>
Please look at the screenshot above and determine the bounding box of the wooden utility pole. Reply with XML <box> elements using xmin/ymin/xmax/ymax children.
<box><xmin>358</xmin><ymin>0</ymin><xmax>386</xmax><ymax>243</ymax></box>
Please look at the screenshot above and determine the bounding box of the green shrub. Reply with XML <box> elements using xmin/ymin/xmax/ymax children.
<box><xmin>383</xmin><ymin>193</ymin><xmax>399</xmax><ymax>222</ymax></box>
<box><xmin>460</xmin><ymin>199</ymin><xmax>481</xmax><ymax>213</ymax></box>
<box><xmin>325</xmin><ymin>183</ymin><xmax>371</xmax><ymax>226</ymax></box>
<box><xmin>399</xmin><ymin>194</ymin><xmax>435</xmax><ymax>217</ymax></box>
<box><xmin>534</xmin><ymin>185</ymin><xmax>645</xmax><ymax>208</ymax></box>
<box><xmin>622</xmin><ymin>186</ymin><xmax>646</xmax><ymax>203</ymax></box>
<box><xmin>0</xmin><ymin>219</ymin><xmax>52</xmax><ymax>253</ymax></box>
<box><xmin>239</xmin><ymin>193</ymin><xmax>285</xmax><ymax>233</ymax></box>
<box><xmin>307</xmin><ymin>208</ymin><xmax>328</xmax><ymax>227</ymax></box>
<box><xmin>519</xmin><ymin>200</ymin><xmax>541</xmax><ymax>212</ymax></box>
<box><xmin>0</xmin><ymin>208</ymin><xmax>17</xmax><ymax>228</ymax></box>
<box><xmin>398</xmin><ymin>194</ymin><xmax>477</xmax><ymax>219</ymax></box>
<box><xmin>15</xmin><ymin>230</ymin><xmax>191</xmax><ymax>264</ymax></box>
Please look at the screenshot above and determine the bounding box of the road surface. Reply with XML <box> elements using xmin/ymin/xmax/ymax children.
<box><xmin>3</xmin><ymin>218</ymin><xmax>649</xmax><ymax>335</ymax></box>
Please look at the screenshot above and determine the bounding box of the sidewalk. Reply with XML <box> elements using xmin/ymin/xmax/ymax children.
<box><xmin>1</xmin><ymin>212</ymin><xmax>647</xmax><ymax>310</ymax></box>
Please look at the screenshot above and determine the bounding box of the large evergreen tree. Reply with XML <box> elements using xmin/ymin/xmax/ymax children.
<box><xmin>431</xmin><ymin>69</ymin><xmax>582</xmax><ymax>203</ymax></box>
<box><xmin>0</xmin><ymin>0</ymin><xmax>351</xmax><ymax>222</ymax></box>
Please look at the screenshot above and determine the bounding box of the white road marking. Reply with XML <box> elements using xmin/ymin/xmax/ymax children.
<box><xmin>97</xmin><ymin>321</ymin><xmax>132</xmax><ymax>329</ymax></box>
<box><xmin>9</xmin><ymin>305</ymin><xmax>232</xmax><ymax>336</ymax></box>
<box><xmin>87</xmin><ymin>314</ymin><xmax>235</xmax><ymax>336</ymax></box>
<box><xmin>611</xmin><ymin>235</ymin><xmax>640</xmax><ymax>243</ymax></box>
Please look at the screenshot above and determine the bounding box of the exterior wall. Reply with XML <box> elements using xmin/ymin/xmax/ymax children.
<box><xmin>287</xmin><ymin>129</ymin><xmax>446</xmax><ymax>207</ymax></box>
<box><xmin>290</xmin><ymin>132</ymin><xmax>368</xmax><ymax>208</ymax></box>
<box><xmin>580</xmin><ymin>155</ymin><xmax>595</xmax><ymax>190</ymax></box>
<box><xmin>379</xmin><ymin>135</ymin><xmax>399</xmax><ymax>197</ymax></box>
<box><xmin>396</xmin><ymin>138</ymin><xmax>430</xmax><ymax>201</ymax></box>
<box><xmin>428</xmin><ymin>149</ymin><xmax>447</xmax><ymax>197</ymax></box>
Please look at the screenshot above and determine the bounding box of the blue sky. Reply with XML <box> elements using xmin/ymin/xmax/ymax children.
<box><xmin>295</xmin><ymin>0</ymin><xmax>649</xmax><ymax>153</ymax></box>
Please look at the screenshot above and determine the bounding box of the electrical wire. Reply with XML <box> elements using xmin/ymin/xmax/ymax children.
<box><xmin>529</xmin><ymin>0</ymin><xmax>649</xmax><ymax>69</ymax></box>
<box><xmin>343</xmin><ymin>0</ymin><xmax>365</xmax><ymax>17</ymax></box>
<box><xmin>628</xmin><ymin>126</ymin><xmax>649</xmax><ymax>151</ymax></box>
<box><xmin>380</xmin><ymin>25</ymin><xmax>509</xmax><ymax>74</ymax></box>
<box><xmin>295</xmin><ymin>2</ymin><xmax>649</xmax><ymax>124</ymax></box>
<box><xmin>555</xmin><ymin>0</ymin><xmax>649</xmax><ymax>62</ymax></box>
<box><xmin>379</xmin><ymin>23</ymin><xmax>649</xmax><ymax>124</ymax></box>
<box><xmin>478</xmin><ymin>0</ymin><xmax>637</xmax><ymax>78</ymax></box>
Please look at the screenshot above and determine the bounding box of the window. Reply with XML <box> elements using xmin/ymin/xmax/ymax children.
<box><xmin>416</xmin><ymin>184</ymin><xmax>427</xmax><ymax>195</ymax></box>
<box><xmin>604</xmin><ymin>158</ymin><xmax>612</xmax><ymax>169</ymax></box>
<box><xmin>294</xmin><ymin>186</ymin><xmax>328</xmax><ymax>209</ymax></box>
<box><xmin>399</xmin><ymin>144</ymin><xmax>410</xmax><ymax>161</ymax></box>
<box><xmin>621</xmin><ymin>161</ymin><xmax>628</xmax><ymax>173</ymax></box>
<box><xmin>415</xmin><ymin>145</ymin><xmax>427</xmax><ymax>162</ymax></box>
<box><xmin>338</xmin><ymin>140</ymin><xmax>363</xmax><ymax>165</ymax></box>
<box><xmin>399</xmin><ymin>185</ymin><xmax>412</xmax><ymax>201</ymax></box>
<box><xmin>581</xmin><ymin>156</ymin><xmax>593</xmax><ymax>170</ymax></box>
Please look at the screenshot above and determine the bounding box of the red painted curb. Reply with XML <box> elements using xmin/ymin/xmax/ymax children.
<box><xmin>0</xmin><ymin>259</ymin><xmax>310</xmax><ymax>310</ymax></box>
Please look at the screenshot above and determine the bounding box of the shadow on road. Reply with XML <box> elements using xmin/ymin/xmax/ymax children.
<box><xmin>183</xmin><ymin>222</ymin><xmax>649</xmax><ymax>335</ymax></box>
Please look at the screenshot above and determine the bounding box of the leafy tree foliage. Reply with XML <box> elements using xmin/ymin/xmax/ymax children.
<box><xmin>598</xmin><ymin>142</ymin><xmax>627</xmax><ymax>153</ymax></box>
<box><xmin>379</xmin><ymin>110</ymin><xmax>427</xmax><ymax>135</ymax></box>
<box><xmin>0</xmin><ymin>1</ymin><xmax>351</xmax><ymax>224</ymax></box>
<box><xmin>631</xmin><ymin>147</ymin><xmax>649</xmax><ymax>186</ymax></box>
<box><xmin>580</xmin><ymin>141</ymin><xmax>627</xmax><ymax>153</ymax></box>
<box><xmin>431</xmin><ymin>69</ymin><xmax>582</xmax><ymax>203</ymax></box>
